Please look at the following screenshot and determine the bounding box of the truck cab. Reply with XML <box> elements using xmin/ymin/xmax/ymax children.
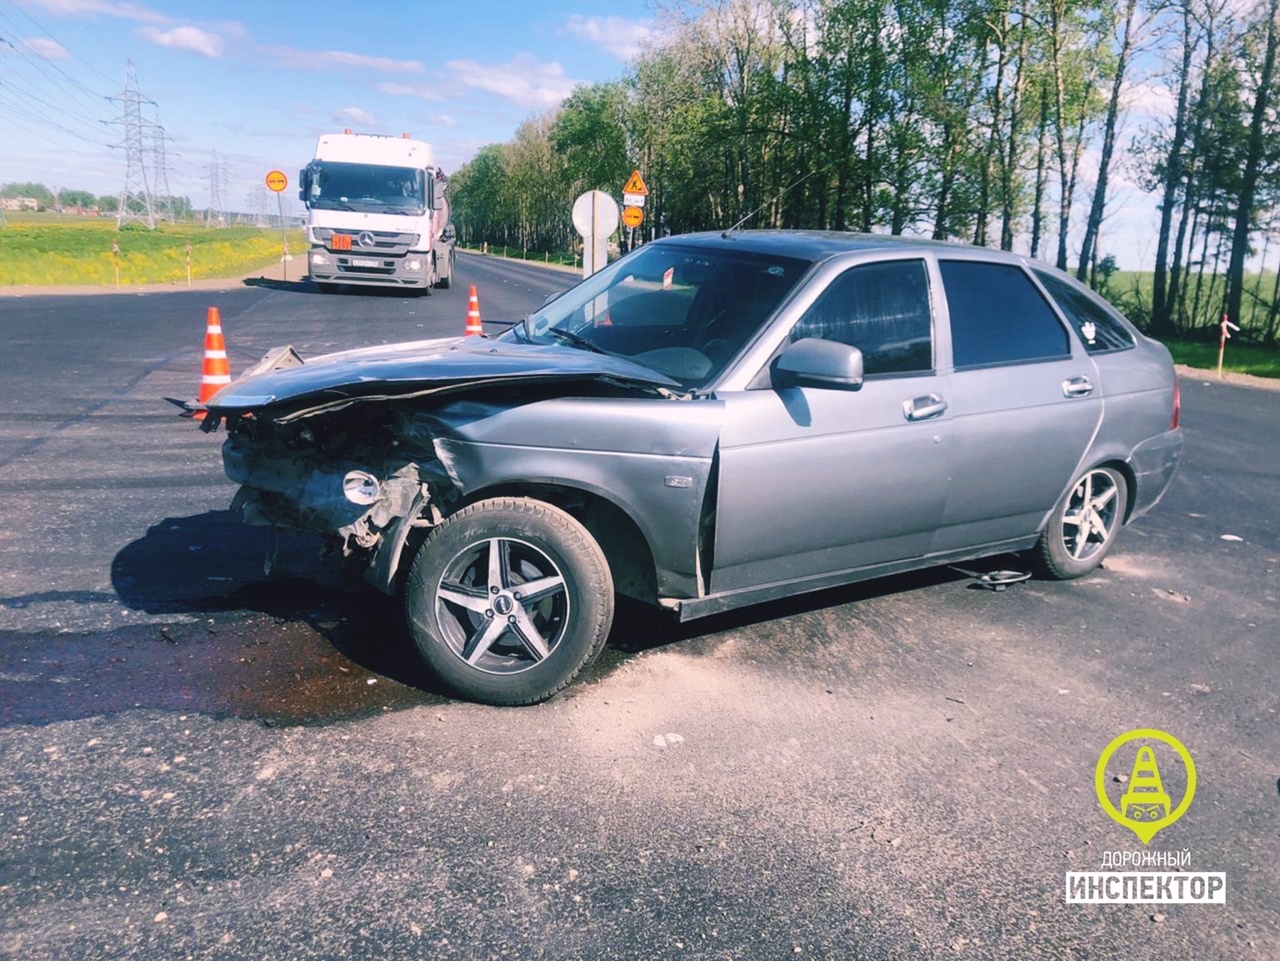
<box><xmin>299</xmin><ymin>130</ymin><xmax>455</xmax><ymax>292</ymax></box>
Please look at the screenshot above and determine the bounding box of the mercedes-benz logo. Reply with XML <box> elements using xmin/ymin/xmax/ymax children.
<box><xmin>493</xmin><ymin>595</ymin><xmax>514</xmax><ymax>616</ymax></box>
<box><xmin>357</xmin><ymin>231</ymin><xmax>376</xmax><ymax>248</ymax></box>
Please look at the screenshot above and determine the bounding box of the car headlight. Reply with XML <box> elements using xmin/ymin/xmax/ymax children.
<box><xmin>311</xmin><ymin>253</ymin><xmax>329</xmax><ymax>265</ymax></box>
<box><xmin>406</xmin><ymin>260</ymin><xmax>421</xmax><ymax>271</ymax></box>
<box><xmin>343</xmin><ymin>470</ymin><xmax>381</xmax><ymax>505</ymax></box>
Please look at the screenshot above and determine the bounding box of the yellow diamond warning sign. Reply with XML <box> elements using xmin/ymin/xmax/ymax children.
<box><xmin>622</xmin><ymin>170</ymin><xmax>648</xmax><ymax>196</ymax></box>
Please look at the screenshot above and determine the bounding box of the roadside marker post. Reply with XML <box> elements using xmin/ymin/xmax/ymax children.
<box><xmin>185</xmin><ymin>240</ymin><xmax>192</xmax><ymax>288</ymax></box>
<box><xmin>112</xmin><ymin>238</ymin><xmax>120</xmax><ymax>289</ymax></box>
<box><xmin>1218</xmin><ymin>314</ymin><xmax>1240</xmax><ymax>379</ymax></box>
<box><xmin>265</xmin><ymin>170</ymin><xmax>289</xmax><ymax>282</ymax></box>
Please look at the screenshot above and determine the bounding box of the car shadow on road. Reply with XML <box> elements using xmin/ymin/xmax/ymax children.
<box><xmin>590</xmin><ymin>553</ymin><xmax>1031</xmax><ymax>680</ymax></box>
<box><xmin>0</xmin><ymin>510</ymin><xmax>1035</xmax><ymax>727</ymax></box>
<box><xmin>0</xmin><ymin>509</ymin><xmax>450</xmax><ymax>727</ymax></box>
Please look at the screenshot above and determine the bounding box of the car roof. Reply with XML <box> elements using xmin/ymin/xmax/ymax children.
<box><xmin>658</xmin><ymin>229</ymin><xmax>1034</xmax><ymax>266</ymax></box>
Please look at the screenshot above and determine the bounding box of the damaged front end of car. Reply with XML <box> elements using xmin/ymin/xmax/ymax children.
<box><xmin>220</xmin><ymin>403</ymin><xmax>463</xmax><ymax>594</ymax></box>
<box><xmin>197</xmin><ymin>337</ymin><xmax>693</xmax><ymax>597</ymax></box>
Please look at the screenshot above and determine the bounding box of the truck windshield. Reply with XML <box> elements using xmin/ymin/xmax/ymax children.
<box><xmin>308</xmin><ymin>162</ymin><xmax>424</xmax><ymax>214</ymax></box>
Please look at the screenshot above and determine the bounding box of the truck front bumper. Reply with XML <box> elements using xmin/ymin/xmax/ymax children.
<box><xmin>308</xmin><ymin>246</ymin><xmax>431</xmax><ymax>288</ymax></box>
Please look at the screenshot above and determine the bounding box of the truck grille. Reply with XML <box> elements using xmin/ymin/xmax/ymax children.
<box><xmin>327</xmin><ymin>230</ymin><xmax>416</xmax><ymax>256</ymax></box>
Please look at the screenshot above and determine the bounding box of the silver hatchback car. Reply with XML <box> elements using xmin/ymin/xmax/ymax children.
<box><xmin>202</xmin><ymin>231</ymin><xmax>1182</xmax><ymax>705</ymax></box>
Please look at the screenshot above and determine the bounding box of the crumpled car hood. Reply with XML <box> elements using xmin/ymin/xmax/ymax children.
<box><xmin>204</xmin><ymin>336</ymin><xmax>683</xmax><ymax>415</ymax></box>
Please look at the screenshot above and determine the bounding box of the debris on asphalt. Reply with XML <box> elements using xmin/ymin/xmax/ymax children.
<box><xmin>1220</xmin><ymin>534</ymin><xmax>1244</xmax><ymax>542</ymax></box>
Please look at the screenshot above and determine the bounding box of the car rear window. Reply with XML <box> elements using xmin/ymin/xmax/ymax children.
<box><xmin>1033</xmin><ymin>270</ymin><xmax>1136</xmax><ymax>353</ymax></box>
<box><xmin>939</xmin><ymin>260</ymin><xmax>1071</xmax><ymax>369</ymax></box>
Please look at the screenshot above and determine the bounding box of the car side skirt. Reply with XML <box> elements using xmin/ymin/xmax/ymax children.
<box><xmin>663</xmin><ymin>535</ymin><xmax>1041</xmax><ymax>622</ymax></box>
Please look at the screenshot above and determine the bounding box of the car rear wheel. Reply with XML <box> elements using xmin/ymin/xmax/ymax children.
<box><xmin>1032</xmin><ymin>466</ymin><xmax>1127</xmax><ymax>579</ymax></box>
<box><xmin>404</xmin><ymin>498</ymin><xmax>614</xmax><ymax>705</ymax></box>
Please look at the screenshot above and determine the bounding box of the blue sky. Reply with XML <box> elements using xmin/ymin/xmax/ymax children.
<box><xmin>0</xmin><ymin>0</ymin><xmax>654</xmax><ymax>209</ymax></box>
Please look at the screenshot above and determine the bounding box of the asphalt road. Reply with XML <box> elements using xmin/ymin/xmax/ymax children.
<box><xmin>0</xmin><ymin>253</ymin><xmax>1276</xmax><ymax>960</ymax></box>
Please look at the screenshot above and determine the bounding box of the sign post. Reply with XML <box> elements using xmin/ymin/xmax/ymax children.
<box><xmin>571</xmin><ymin>190</ymin><xmax>619</xmax><ymax>279</ymax></box>
<box><xmin>1218</xmin><ymin>314</ymin><xmax>1240</xmax><ymax>379</ymax></box>
<box><xmin>621</xmin><ymin>169</ymin><xmax>648</xmax><ymax>252</ymax></box>
<box><xmin>265</xmin><ymin>170</ymin><xmax>289</xmax><ymax>282</ymax></box>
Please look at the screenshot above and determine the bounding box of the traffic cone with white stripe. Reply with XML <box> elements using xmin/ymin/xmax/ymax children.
<box><xmin>193</xmin><ymin>306</ymin><xmax>231</xmax><ymax>420</ymax></box>
<box><xmin>464</xmin><ymin>285</ymin><xmax>483</xmax><ymax>336</ymax></box>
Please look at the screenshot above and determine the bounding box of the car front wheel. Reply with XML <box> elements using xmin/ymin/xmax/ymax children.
<box><xmin>404</xmin><ymin>498</ymin><xmax>614</xmax><ymax>705</ymax></box>
<box><xmin>1032</xmin><ymin>466</ymin><xmax>1128</xmax><ymax>579</ymax></box>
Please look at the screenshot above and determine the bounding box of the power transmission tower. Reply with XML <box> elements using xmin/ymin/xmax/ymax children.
<box><xmin>150</xmin><ymin>119</ymin><xmax>176</xmax><ymax>223</ymax></box>
<box><xmin>207</xmin><ymin>151</ymin><xmax>225</xmax><ymax>228</ymax></box>
<box><xmin>105</xmin><ymin>60</ymin><xmax>156</xmax><ymax>229</ymax></box>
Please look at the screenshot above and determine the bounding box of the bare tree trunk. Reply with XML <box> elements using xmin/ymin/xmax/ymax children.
<box><xmin>976</xmin><ymin>8</ymin><xmax>1009</xmax><ymax>247</ymax></box>
<box><xmin>1169</xmin><ymin>170</ymin><xmax>1199</xmax><ymax>332</ymax></box>
<box><xmin>1152</xmin><ymin>2</ymin><xmax>1197</xmax><ymax>334</ymax></box>
<box><xmin>1031</xmin><ymin>86</ymin><xmax>1051</xmax><ymax>260</ymax></box>
<box><xmin>1078</xmin><ymin>0</ymin><xmax>1139</xmax><ymax>283</ymax></box>
<box><xmin>1189</xmin><ymin>206</ymin><xmax>1214</xmax><ymax>329</ymax></box>
<box><xmin>1001</xmin><ymin>1</ymin><xmax>1031</xmax><ymax>251</ymax></box>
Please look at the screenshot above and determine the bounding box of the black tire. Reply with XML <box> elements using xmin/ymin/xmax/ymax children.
<box><xmin>1031</xmin><ymin>466</ymin><xmax>1128</xmax><ymax>580</ymax></box>
<box><xmin>404</xmin><ymin>497</ymin><xmax>614</xmax><ymax>705</ymax></box>
<box><xmin>438</xmin><ymin>251</ymin><xmax>454</xmax><ymax>289</ymax></box>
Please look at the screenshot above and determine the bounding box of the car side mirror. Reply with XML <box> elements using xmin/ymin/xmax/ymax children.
<box><xmin>772</xmin><ymin>338</ymin><xmax>864</xmax><ymax>390</ymax></box>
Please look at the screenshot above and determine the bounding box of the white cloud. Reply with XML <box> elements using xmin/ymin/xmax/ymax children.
<box><xmin>443</xmin><ymin>54</ymin><xmax>579</xmax><ymax>108</ymax></box>
<box><xmin>23</xmin><ymin>37</ymin><xmax>71</xmax><ymax>59</ymax></box>
<box><xmin>564</xmin><ymin>14</ymin><xmax>653</xmax><ymax>60</ymax></box>
<box><xmin>334</xmin><ymin>106</ymin><xmax>378</xmax><ymax>128</ymax></box>
<box><xmin>138</xmin><ymin>24</ymin><xmax>224</xmax><ymax>57</ymax></box>
<box><xmin>377</xmin><ymin>82</ymin><xmax>443</xmax><ymax>102</ymax></box>
<box><xmin>30</xmin><ymin>0</ymin><xmax>168</xmax><ymax>24</ymax></box>
<box><xmin>432</xmin><ymin>113</ymin><xmax>458</xmax><ymax>127</ymax></box>
<box><xmin>265</xmin><ymin>46</ymin><xmax>424</xmax><ymax>75</ymax></box>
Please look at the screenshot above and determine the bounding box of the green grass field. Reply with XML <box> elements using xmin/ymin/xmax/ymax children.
<box><xmin>0</xmin><ymin>213</ymin><xmax>305</xmax><ymax>287</ymax></box>
<box><xmin>1162</xmin><ymin>338</ymin><xmax>1280</xmax><ymax>377</ymax></box>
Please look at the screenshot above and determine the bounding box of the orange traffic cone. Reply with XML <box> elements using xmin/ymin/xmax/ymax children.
<box><xmin>193</xmin><ymin>306</ymin><xmax>231</xmax><ymax>420</ymax></box>
<box><xmin>464</xmin><ymin>285</ymin><xmax>483</xmax><ymax>336</ymax></box>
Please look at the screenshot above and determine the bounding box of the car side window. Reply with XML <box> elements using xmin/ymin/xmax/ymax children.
<box><xmin>788</xmin><ymin>259</ymin><xmax>933</xmax><ymax>375</ymax></box>
<box><xmin>939</xmin><ymin>260</ymin><xmax>1070</xmax><ymax>369</ymax></box>
<box><xmin>1033</xmin><ymin>270</ymin><xmax>1136</xmax><ymax>353</ymax></box>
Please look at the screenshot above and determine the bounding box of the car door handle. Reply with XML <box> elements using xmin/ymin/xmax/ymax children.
<box><xmin>903</xmin><ymin>394</ymin><xmax>948</xmax><ymax>421</ymax></box>
<box><xmin>1063</xmin><ymin>376</ymin><xmax>1094</xmax><ymax>397</ymax></box>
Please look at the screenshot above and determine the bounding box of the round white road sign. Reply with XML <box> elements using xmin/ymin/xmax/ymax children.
<box><xmin>571</xmin><ymin>190</ymin><xmax>620</xmax><ymax>238</ymax></box>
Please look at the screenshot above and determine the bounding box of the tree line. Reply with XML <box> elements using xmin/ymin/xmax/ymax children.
<box><xmin>1</xmin><ymin>182</ymin><xmax>198</xmax><ymax>218</ymax></box>
<box><xmin>448</xmin><ymin>0</ymin><xmax>1280</xmax><ymax>344</ymax></box>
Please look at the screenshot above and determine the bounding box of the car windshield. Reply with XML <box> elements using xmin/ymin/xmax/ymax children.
<box><xmin>502</xmin><ymin>243</ymin><xmax>811</xmax><ymax>388</ymax></box>
<box><xmin>308</xmin><ymin>161</ymin><xmax>424</xmax><ymax>214</ymax></box>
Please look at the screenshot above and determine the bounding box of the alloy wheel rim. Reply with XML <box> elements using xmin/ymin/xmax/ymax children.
<box><xmin>435</xmin><ymin>536</ymin><xmax>570</xmax><ymax>675</ymax></box>
<box><xmin>1061</xmin><ymin>470</ymin><xmax>1121</xmax><ymax>562</ymax></box>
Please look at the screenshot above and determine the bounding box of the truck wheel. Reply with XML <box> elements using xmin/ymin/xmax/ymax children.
<box><xmin>404</xmin><ymin>498</ymin><xmax>614</xmax><ymax>705</ymax></box>
<box><xmin>437</xmin><ymin>253</ymin><xmax>453</xmax><ymax>289</ymax></box>
<box><xmin>1031</xmin><ymin>466</ymin><xmax>1127</xmax><ymax>580</ymax></box>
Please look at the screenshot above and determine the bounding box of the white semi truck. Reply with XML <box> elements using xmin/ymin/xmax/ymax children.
<box><xmin>298</xmin><ymin>130</ymin><xmax>455</xmax><ymax>293</ymax></box>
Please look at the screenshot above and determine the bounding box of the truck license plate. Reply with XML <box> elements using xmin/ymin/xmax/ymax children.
<box><xmin>351</xmin><ymin>257</ymin><xmax>380</xmax><ymax>268</ymax></box>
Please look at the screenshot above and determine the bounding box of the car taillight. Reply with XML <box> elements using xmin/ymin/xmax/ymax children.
<box><xmin>1171</xmin><ymin>376</ymin><xmax>1181</xmax><ymax>430</ymax></box>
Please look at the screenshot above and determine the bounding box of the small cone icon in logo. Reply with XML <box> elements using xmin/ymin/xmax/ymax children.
<box><xmin>1119</xmin><ymin>746</ymin><xmax>1173</xmax><ymax>839</ymax></box>
<box><xmin>464</xmin><ymin>285</ymin><xmax>483</xmax><ymax>336</ymax></box>
<box><xmin>194</xmin><ymin>306</ymin><xmax>231</xmax><ymax>420</ymax></box>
